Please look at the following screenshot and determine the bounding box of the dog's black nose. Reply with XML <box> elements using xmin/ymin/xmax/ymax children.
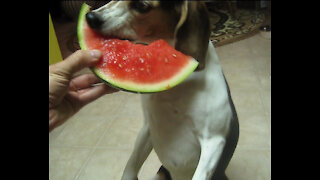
<box><xmin>86</xmin><ymin>12</ymin><xmax>103</xmax><ymax>29</ymax></box>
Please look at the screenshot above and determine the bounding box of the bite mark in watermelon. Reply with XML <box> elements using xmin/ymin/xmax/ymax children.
<box><xmin>77</xmin><ymin>3</ymin><xmax>198</xmax><ymax>93</ymax></box>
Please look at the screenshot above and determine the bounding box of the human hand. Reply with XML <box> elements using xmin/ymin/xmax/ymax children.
<box><xmin>49</xmin><ymin>50</ymin><xmax>118</xmax><ymax>132</ymax></box>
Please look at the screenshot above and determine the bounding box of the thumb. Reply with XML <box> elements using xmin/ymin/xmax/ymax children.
<box><xmin>50</xmin><ymin>50</ymin><xmax>102</xmax><ymax>79</ymax></box>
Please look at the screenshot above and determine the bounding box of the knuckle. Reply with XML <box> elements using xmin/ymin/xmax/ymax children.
<box><xmin>74</xmin><ymin>50</ymin><xmax>91</xmax><ymax>62</ymax></box>
<box><xmin>87</xmin><ymin>73</ymin><xmax>97</xmax><ymax>82</ymax></box>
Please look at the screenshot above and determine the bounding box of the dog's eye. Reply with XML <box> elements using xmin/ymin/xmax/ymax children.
<box><xmin>131</xmin><ymin>1</ymin><xmax>152</xmax><ymax>13</ymax></box>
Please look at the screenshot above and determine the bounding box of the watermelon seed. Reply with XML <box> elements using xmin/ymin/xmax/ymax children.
<box><xmin>140</xmin><ymin>68</ymin><xmax>144</xmax><ymax>71</ymax></box>
<box><xmin>113</xmin><ymin>61</ymin><xmax>117</xmax><ymax>64</ymax></box>
<box><xmin>118</xmin><ymin>64</ymin><xmax>122</xmax><ymax>68</ymax></box>
<box><xmin>139</xmin><ymin>58</ymin><xmax>144</xmax><ymax>63</ymax></box>
<box><xmin>123</xmin><ymin>55</ymin><xmax>128</xmax><ymax>60</ymax></box>
<box><xmin>164</xmin><ymin>58</ymin><xmax>169</xmax><ymax>63</ymax></box>
<box><xmin>172</xmin><ymin>54</ymin><xmax>177</xmax><ymax>58</ymax></box>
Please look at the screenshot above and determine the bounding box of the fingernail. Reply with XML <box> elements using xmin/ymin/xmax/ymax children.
<box><xmin>90</xmin><ymin>50</ymin><xmax>101</xmax><ymax>59</ymax></box>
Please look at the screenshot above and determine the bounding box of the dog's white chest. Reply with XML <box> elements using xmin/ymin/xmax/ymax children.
<box><xmin>141</xmin><ymin>82</ymin><xmax>205</xmax><ymax>178</ymax></box>
<box><xmin>140</xmin><ymin>43</ymin><xmax>232</xmax><ymax>179</ymax></box>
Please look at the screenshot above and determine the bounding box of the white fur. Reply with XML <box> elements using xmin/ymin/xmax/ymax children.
<box><xmin>92</xmin><ymin>2</ymin><xmax>234</xmax><ymax>180</ymax></box>
<box><xmin>93</xmin><ymin>2</ymin><xmax>138</xmax><ymax>41</ymax></box>
<box><xmin>122</xmin><ymin>42</ymin><xmax>233</xmax><ymax>180</ymax></box>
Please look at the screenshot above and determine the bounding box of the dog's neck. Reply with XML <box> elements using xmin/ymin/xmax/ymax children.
<box><xmin>194</xmin><ymin>41</ymin><xmax>221</xmax><ymax>75</ymax></box>
<box><xmin>169</xmin><ymin>38</ymin><xmax>208</xmax><ymax>72</ymax></box>
<box><xmin>194</xmin><ymin>41</ymin><xmax>211</xmax><ymax>72</ymax></box>
<box><xmin>195</xmin><ymin>64</ymin><xmax>205</xmax><ymax>71</ymax></box>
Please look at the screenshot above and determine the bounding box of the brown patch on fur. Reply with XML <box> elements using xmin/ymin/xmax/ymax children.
<box><xmin>174</xmin><ymin>1</ymin><xmax>211</xmax><ymax>71</ymax></box>
<box><xmin>130</xmin><ymin>3</ymin><xmax>180</xmax><ymax>43</ymax></box>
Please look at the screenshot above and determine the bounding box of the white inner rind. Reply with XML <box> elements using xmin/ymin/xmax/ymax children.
<box><xmin>77</xmin><ymin>3</ymin><xmax>199</xmax><ymax>93</ymax></box>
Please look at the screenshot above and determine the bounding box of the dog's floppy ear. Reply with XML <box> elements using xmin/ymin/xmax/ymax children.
<box><xmin>174</xmin><ymin>1</ymin><xmax>211</xmax><ymax>71</ymax></box>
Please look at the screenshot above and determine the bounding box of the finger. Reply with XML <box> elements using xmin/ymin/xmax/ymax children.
<box><xmin>70</xmin><ymin>73</ymin><xmax>101</xmax><ymax>90</ymax></box>
<box><xmin>50</xmin><ymin>50</ymin><xmax>102</xmax><ymax>79</ymax></box>
<box><xmin>77</xmin><ymin>84</ymin><xmax>118</xmax><ymax>106</ymax></box>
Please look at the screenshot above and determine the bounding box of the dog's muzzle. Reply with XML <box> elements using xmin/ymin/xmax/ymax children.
<box><xmin>86</xmin><ymin>12</ymin><xmax>103</xmax><ymax>30</ymax></box>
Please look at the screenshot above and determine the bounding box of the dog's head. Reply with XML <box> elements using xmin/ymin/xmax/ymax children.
<box><xmin>86</xmin><ymin>0</ymin><xmax>210</xmax><ymax>70</ymax></box>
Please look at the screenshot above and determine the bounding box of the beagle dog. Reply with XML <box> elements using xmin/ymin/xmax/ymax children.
<box><xmin>86</xmin><ymin>1</ymin><xmax>239</xmax><ymax>180</ymax></box>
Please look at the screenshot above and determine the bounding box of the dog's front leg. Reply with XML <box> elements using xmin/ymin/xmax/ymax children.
<box><xmin>121</xmin><ymin>123</ymin><xmax>153</xmax><ymax>180</ymax></box>
<box><xmin>192</xmin><ymin>136</ymin><xmax>226</xmax><ymax>180</ymax></box>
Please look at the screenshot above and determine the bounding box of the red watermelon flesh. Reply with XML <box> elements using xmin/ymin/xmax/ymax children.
<box><xmin>77</xmin><ymin>3</ymin><xmax>198</xmax><ymax>93</ymax></box>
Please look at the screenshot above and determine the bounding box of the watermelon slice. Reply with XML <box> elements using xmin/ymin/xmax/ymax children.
<box><xmin>77</xmin><ymin>3</ymin><xmax>198</xmax><ymax>93</ymax></box>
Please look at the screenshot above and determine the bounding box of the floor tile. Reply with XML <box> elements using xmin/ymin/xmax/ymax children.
<box><xmin>95</xmin><ymin>92</ymin><xmax>144</xmax><ymax>149</ymax></box>
<box><xmin>139</xmin><ymin>150</ymin><xmax>163</xmax><ymax>180</ymax></box>
<box><xmin>49</xmin><ymin>147</ymin><xmax>92</xmax><ymax>180</ymax></box>
<box><xmin>52</xmin><ymin>92</ymin><xmax>128</xmax><ymax>147</ymax></box>
<box><xmin>74</xmin><ymin>91</ymin><xmax>128</xmax><ymax>119</ymax></box>
<box><xmin>49</xmin><ymin>120</ymin><xmax>69</xmax><ymax>145</ymax></box>
<box><xmin>76</xmin><ymin>148</ymin><xmax>131</xmax><ymax>180</ymax></box>
<box><xmin>53</xmin><ymin>115</ymin><xmax>112</xmax><ymax>147</ymax></box>
<box><xmin>96</xmin><ymin>115</ymin><xmax>143</xmax><ymax>150</ymax></box>
<box><xmin>119</xmin><ymin>93</ymin><xmax>144</xmax><ymax>117</ymax></box>
<box><xmin>237</xmin><ymin>110</ymin><xmax>271</xmax><ymax>149</ymax></box>
<box><xmin>226</xmin><ymin>148</ymin><xmax>271</xmax><ymax>180</ymax></box>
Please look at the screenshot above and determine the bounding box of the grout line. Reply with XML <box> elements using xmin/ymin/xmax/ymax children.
<box><xmin>72</xmin><ymin>146</ymin><xmax>97</xmax><ymax>180</ymax></box>
<box><xmin>93</xmin><ymin>105</ymin><xmax>124</xmax><ymax>147</ymax></box>
<box><xmin>72</xmin><ymin>101</ymin><xmax>126</xmax><ymax>180</ymax></box>
<box><xmin>49</xmin><ymin>145</ymin><xmax>93</xmax><ymax>149</ymax></box>
<box><xmin>49</xmin><ymin>122</ymin><xmax>71</xmax><ymax>146</ymax></box>
<box><xmin>249</xmin><ymin>45</ymin><xmax>271</xmax><ymax>117</ymax></box>
<box><xmin>50</xmin><ymin>144</ymin><xmax>134</xmax><ymax>151</ymax></box>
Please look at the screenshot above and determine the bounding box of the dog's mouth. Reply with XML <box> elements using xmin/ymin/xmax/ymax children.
<box><xmin>104</xmin><ymin>35</ymin><xmax>149</xmax><ymax>46</ymax></box>
<box><xmin>120</xmin><ymin>38</ymin><xmax>149</xmax><ymax>46</ymax></box>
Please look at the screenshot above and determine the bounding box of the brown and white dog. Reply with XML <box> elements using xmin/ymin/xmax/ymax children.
<box><xmin>85</xmin><ymin>1</ymin><xmax>239</xmax><ymax>180</ymax></box>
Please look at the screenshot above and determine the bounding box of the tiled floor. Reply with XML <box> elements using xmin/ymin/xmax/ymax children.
<box><xmin>49</xmin><ymin>33</ymin><xmax>271</xmax><ymax>180</ymax></box>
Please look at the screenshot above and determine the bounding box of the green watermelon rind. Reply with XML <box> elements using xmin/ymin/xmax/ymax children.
<box><xmin>77</xmin><ymin>3</ymin><xmax>90</xmax><ymax>50</ymax></box>
<box><xmin>77</xmin><ymin>3</ymin><xmax>199</xmax><ymax>93</ymax></box>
